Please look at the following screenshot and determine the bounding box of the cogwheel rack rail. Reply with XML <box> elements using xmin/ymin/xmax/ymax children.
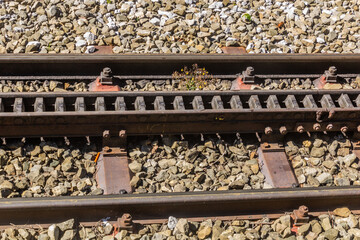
<box><xmin>0</xmin><ymin>90</ymin><xmax>359</xmax><ymax>137</ymax></box>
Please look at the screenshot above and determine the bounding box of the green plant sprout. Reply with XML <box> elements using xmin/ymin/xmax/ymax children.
<box><xmin>242</xmin><ymin>13</ymin><xmax>252</xmax><ymax>22</ymax></box>
<box><xmin>172</xmin><ymin>64</ymin><xmax>216</xmax><ymax>90</ymax></box>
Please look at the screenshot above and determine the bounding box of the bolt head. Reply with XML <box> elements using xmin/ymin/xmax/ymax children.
<box><xmin>313</xmin><ymin>123</ymin><xmax>321</xmax><ymax>131</ymax></box>
<box><xmin>264</xmin><ymin>127</ymin><xmax>273</xmax><ymax>135</ymax></box>
<box><xmin>297</xmin><ymin>126</ymin><xmax>305</xmax><ymax>133</ymax></box>
<box><xmin>279</xmin><ymin>126</ymin><xmax>287</xmax><ymax>135</ymax></box>
<box><xmin>329</xmin><ymin>66</ymin><xmax>337</xmax><ymax>75</ymax></box>
<box><xmin>103</xmin><ymin>130</ymin><xmax>110</xmax><ymax>138</ymax></box>
<box><xmin>246</xmin><ymin>66</ymin><xmax>254</xmax><ymax>76</ymax></box>
<box><xmin>326</xmin><ymin>124</ymin><xmax>333</xmax><ymax>131</ymax></box>
<box><xmin>341</xmin><ymin>126</ymin><xmax>348</xmax><ymax>133</ymax></box>
<box><xmin>102</xmin><ymin>67</ymin><xmax>112</xmax><ymax>77</ymax></box>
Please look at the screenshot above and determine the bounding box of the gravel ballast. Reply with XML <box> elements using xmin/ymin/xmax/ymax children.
<box><xmin>2</xmin><ymin>207</ymin><xmax>360</xmax><ymax>239</ymax></box>
<box><xmin>128</xmin><ymin>135</ymin><xmax>265</xmax><ymax>193</ymax></box>
<box><xmin>0</xmin><ymin>139</ymin><xmax>102</xmax><ymax>198</ymax></box>
<box><xmin>0</xmin><ymin>0</ymin><xmax>359</xmax><ymax>54</ymax></box>
<box><xmin>285</xmin><ymin>133</ymin><xmax>359</xmax><ymax>188</ymax></box>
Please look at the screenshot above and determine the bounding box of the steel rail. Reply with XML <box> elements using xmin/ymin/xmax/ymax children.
<box><xmin>0</xmin><ymin>54</ymin><xmax>359</xmax><ymax>77</ymax></box>
<box><xmin>0</xmin><ymin>74</ymin><xmax>357</xmax><ymax>81</ymax></box>
<box><xmin>1</xmin><ymin>187</ymin><xmax>360</xmax><ymax>227</ymax></box>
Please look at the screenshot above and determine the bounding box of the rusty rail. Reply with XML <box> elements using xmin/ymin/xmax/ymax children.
<box><xmin>1</xmin><ymin>187</ymin><xmax>360</xmax><ymax>228</ymax></box>
<box><xmin>0</xmin><ymin>54</ymin><xmax>360</xmax><ymax>77</ymax></box>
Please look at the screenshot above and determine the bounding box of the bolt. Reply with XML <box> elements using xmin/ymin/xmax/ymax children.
<box><xmin>328</xmin><ymin>66</ymin><xmax>337</xmax><ymax>75</ymax></box>
<box><xmin>103</xmin><ymin>130</ymin><xmax>110</xmax><ymax>138</ymax></box>
<box><xmin>245</xmin><ymin>66</ymin><xmax>254</xmax><ymax>76</ymax></box>
<box><xmin>341</xmin><ymin>126</ymin><xmax>348</xmax><ymax>133</ymax></box>
<box><xmin>119</xmin><ymin>213</ymin><xmax>133</xmax><ymax>228</ymax></box>
<box><xmin>103</xmin><ymin>146</ymin><xmax>111</xmax><ymax>152</ymax></box>
<box><xmin>264</xmin><ymin>127</ymin><xmax>273</xmax><ymax>135</ymax></box>
<box><xmin>102</xmin><ymin>67</ymin><xmax>113</xmax><ymax>77</ymax></box>
<box><xmin>326</xmin><ymin>124</ymin><xmax>333</xmax><ymax>131</ymax></box>
<box><xmin>297</xmin><ymin>125</ymin><xmax>305</xmax><ymax>133</ymax></box>
<box><xmin>313</xmin><ymin>123</ymin><xmax>321</xmax><ymax>131</ymax></box>
<box><xmin>279</xmin><ymin>126</ymin><xmax>287</xmax><ymax>135</ymax></box>
<box><xmin>119</xmin><ymin>130</ymin><xmax>126</xmax><ymax>138</ymax></box>
<box><xmin>298</xmin><ymin>205</ymin><xmax>309</xmax><ymax>217</ymax></box>
<box><xmin>119</xmin><ymin>189</ymin><xmax>128</xmax><ymax>194</ymax></box>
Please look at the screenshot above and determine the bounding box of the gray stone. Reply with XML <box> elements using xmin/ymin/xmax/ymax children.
<box><xmin>129</xmin><ymin>161</ymin><xmax>142</xmax><ymax>173</ymax></box>
<box><xmin>48</xmin><ymin>224</ymin><xmax>60</xmax><ymax>240</ymax></box>
<box><xmin>316</xmin><ymin>172</ymin><xmax>333</xmax><ymax>185</ymax></box>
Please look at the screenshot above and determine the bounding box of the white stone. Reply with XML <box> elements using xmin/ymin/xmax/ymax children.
<box><xmin>316</xmin><ymin>37</ymin><xmax>325</xmax><ymax>43</ymax></box>
<box><xmin>150</xmin><ymin>17</ymin><xmax>160</xmax><ymax>26</ymax></box>
<box><xmin>26</xmin><ymin>41</ymin><xmax>40</xmax><ymax>48</ymax></box>
<box><xmin>209</xmin><ymin>2</ymin><xmax>223</xmax><ymax>9</ymax></box>
<box><xmin>85</xmin><ymin>46</ymin><xmax>96</xmax><ymax>53</ymax></box>
<box><xmin>75</xmin><ymin>40</ymin><xmax>87</xmax><ymax>47</ymax></box>
<box><xmin>83</xmin><ymin>32</ymin><xmax>96</xmax><ymax>42</ymax></box>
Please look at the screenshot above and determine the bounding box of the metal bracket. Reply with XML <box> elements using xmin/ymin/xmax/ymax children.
<box><xmin>100</xmin><ymin>67</ymin><xmax>114</xmax><ymax>85</ymax></box>
<box><xmin>117</xmin><ymin>213</ymin><xmax>134</xmax><ymax>232</ymax></box>
<box><xmin>291</xmin><ymin>205</ymin><xmax>310</xmax><ymax>234</ymax></box>
<box><xmin>241</xmin><ymin>66</ymin><xmax>256</xmax><ymax>84</ymax></box>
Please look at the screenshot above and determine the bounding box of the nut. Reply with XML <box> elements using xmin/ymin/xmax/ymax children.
<box><xmin>279</xmin><ymin>126</ymin><xmax>287</xmax><ymax>135</ymax></box>
<box><xmin>264</xmin><ymin>127</ymin><xmax>273</xmax><ymax>135</ymax></box>
<box><xmin>313</xmin><ymin>123</ymin><xmax>321</xmax><ymax>131</ymax></box>
<box><xmin>296</xmin><ymin>125</ymin><xmax>305</xmax><ymax>133</ymax></box>
<box><xmin>119</xmin><ymin>130</ymin><xmax>126</xmax><ymax>137</ymax></box>
<box><xmin>326</xmin><ymin>124</ymin><xmax>333</xmax><ymax>131</ymax></box>
<box><xmin>341</xmin><ymin>126</ymin><xmax>348</xmax><ymax>133</ymax></box>
<box><xmin>103</xmin><ymin>130</ymin><xmax>110</xmax><ymax>138</ymax></box>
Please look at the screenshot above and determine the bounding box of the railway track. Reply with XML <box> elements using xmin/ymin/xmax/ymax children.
<box><xmin>1</xmin><ymin>54</ymin><xmax>360</xmax><ymax>238</ymax></box>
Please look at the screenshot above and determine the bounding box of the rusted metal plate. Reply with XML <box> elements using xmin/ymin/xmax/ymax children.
<box><xmin>92</xmin><ymin>46</ymin><xmax>113</xmax><ymax>54</ymax></box>
<box><xmin>258</xmin><ymin>143</ymin><xmax>298</xmax><ymax>188</ymax></box>
<box><xmin>221</xmin><ymin>47</ymin><xmax>247</xmax><ymax>54</ymax></box>
<box><xmin>96</xmin><ymin>151</ymin><xmax>132</xmax><ymax>194</ymax></box>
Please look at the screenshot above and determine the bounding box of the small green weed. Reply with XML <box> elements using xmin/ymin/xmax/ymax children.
<box><xmin>172</xmin><ymin>64</ymin><xmax>216</xmax><ymax>90</ymax></box>
<box><xmin>242</xmin><ymin>13</ymin><xmax>252</xmax><ymax>22</ymax></box>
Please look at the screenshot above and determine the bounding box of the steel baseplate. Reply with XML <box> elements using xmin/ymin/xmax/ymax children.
<box><xmin>96</xmin><ymin>130</ymin><xmax>132</xmax><ymax>194</ymax></box>
<box><xmin>258</xmin><ymin>142</ymin><xmax>298</xmax><ymax>188</ymax></box>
